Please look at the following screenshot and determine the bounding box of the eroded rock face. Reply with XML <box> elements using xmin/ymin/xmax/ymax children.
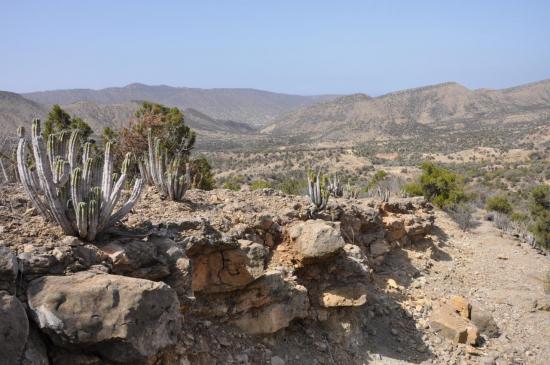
<box><xmin>0</xmin><ymin>247</ymin><xmax>18</xmax><ymax>294</ymax></box>
<box><xmin>288</xmin><ymin>220</ymin><xmax>346</xmax><ymax>261</ymax></box>
<box><xmin>192</xmin><ymin>239</ymin><xmax>268</xmax><ymax>293</ymax></box>
<box><xmin>27</xmin><ymin>272</ymin><xmax>180</xmax><ymax>363</ymax></box>
<box><xmin>0</xmin><ymin>291</ymin><xmax>29</xmax><ymax>365</ymax></box>
<box><xmin>230</xmin><ymin>269</ymin><xmax>310</xmax><ymax>334</ymax></box>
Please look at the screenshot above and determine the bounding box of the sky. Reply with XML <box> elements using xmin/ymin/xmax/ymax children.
<box><xmin>1</xmin><ymin>0</ymin><xmax>549</xmax><ymax>95</ymax></box>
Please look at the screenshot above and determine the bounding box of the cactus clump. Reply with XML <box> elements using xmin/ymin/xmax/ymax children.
<box><xmin>327</xmin><ymin>174</ymin><xmax>343</xmax><ymax>198</ymax></box>
<box><xmin>307</xmin><ymin>172</ymin><xmax>329</xmax><ymax>215</ymax></box>
<box><xmin>16</xmin><ymin>119</ymin><xmax>144</xmax><ymax>241</ymax></box>
<box><xmin>139</xmin><ymin>129</ymin><xmax>190</xmax><ymax>201</ymax></box>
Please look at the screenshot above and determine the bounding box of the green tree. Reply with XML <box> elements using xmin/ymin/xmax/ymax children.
<box><xmin>117</xmin><ymin>102</ymin><xmax>196</xmax><ymax>161</ymax></box>
<box><xmin>43</xmin><ymin>105</ymin><xmax>94</xmax><ymax>140</ymax></box>
<box><xmin>529</xmin><ymin>184</ymin><xmax>550</xmax><ymax>249</ymax></box>
<box><xmin>418</xmin><ymin>162</ymin><xmax>466</xmax><ymax>208</ymax></box>
<box><xmin>102</xmin><ymin>127</ymin><xmax>118</xmax><ymax>144</ymax></box>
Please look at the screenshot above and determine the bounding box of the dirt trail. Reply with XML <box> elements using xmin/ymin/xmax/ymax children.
<box><xmin>367</xmin><ymin>210</ymin><xmax>550</xmax><ymax>365</ymax></box>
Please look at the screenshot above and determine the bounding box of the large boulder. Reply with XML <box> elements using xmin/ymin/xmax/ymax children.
<box><xmin>27</xmin><ymin>271</ymin><xmax>180</xmax><ymax>364</ymax></box>
<box><xmin>288</xmin><ymin>220</ymin><xmax>346</xmax><ymax>262</ymax></box>
<box><xmin>0</xmin><ymin>247</ymin><xmax>18</xmax><ymax>294</ymax></box>
<box><xmin>0</xmin><ymin>291</ymin><xmax>29</xmax><ymax>365</ymax></box>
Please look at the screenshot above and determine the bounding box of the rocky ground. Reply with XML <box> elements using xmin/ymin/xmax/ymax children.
<box><xmin>0</xmin><ymin>184</ymin><xmax>549</xmax><ymax>365</ymax></box>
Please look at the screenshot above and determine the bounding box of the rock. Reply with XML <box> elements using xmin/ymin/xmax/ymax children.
<box><xmin>21</xmin><ymin>328</ymin><xmax>49</xmax><ymax>365</ymax></box>
<box><xmin>288</xmin><ymin>219</ymin><xmax>346</xmax><ymax>261</ymax></box>
<box><xmin>98</xmin><ymin>240</ymin><xmax>170</xmax><ymax>280</ymax></box>
<box><xmin>27</xmin><ymin>271</ymin><xmax>180</xmax><ymax>363</ymax></box>
<box><xmin>470</xmin><ymin>308</ymin><xmax>500</xmax><ymax>338</ymax></box>
<box><xmin>231</xmin><ymin>270</ymin><xmax>309</xmax><ymax>334</ymax></box>
<box><xmin>370</xmin><ymin>239</ymin><xmax>391</xmax><ymax>257</ymax></box>
<box><xmin>430</xmin><ymin>301</ymin><xmax>479</xmax><ymax>345</ymax></box>
<box><xmin>533</xmin><ymin>297</ymin><xmax>550</xmax><ymax>312</ymax></box>
<box><xmin>383</xmin><ymin>216</ymin><xmax>406</xmax><ymax>241</ymax></box>
<box><xmin>0</xmin><ymin>291</ymin><xmax>29</xmax><ymax>365</ymax></box>
<box><xmin>271</xmin><ymin>356</ymin><xmax>285</xmax><ymax>365</ymax></box>
<box><xmin>449</xmin><ymin>295</ymin><xmax>471</xmax><ymax>319</ymax></box>
<box><xmin>0</xmin><ymin>247</ymin><xmax>18</xmax><ymax>294</ymax></box>
<box><xmin>192</xmin><ymin>239</ymin><xmax>268</xmax><ymax>293</ymax></box>
<box><xmin>319</xmin><ymin>285</ymin><xmax>367</xmax><ymax>307</ymax></box>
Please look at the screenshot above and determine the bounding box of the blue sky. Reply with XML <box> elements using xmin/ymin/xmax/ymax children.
<box><xmin>1</xmin><ymin>0</ymin><xmax>549</xmax><ymax>95</ymax></box>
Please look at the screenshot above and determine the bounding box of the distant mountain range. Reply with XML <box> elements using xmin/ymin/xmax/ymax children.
<box><xmin>22</xmin><ymin>83</ymin><xmax>336</xmax><ymax>127</ymax></box>
<box><xmin>264</xmin><ymin>80</ymin><xmax>550</xmax><ymax>141</ymax></box>
<box><xmin>1</xmin><ymin>80</ymin><xmax>549</xmax><ymax>149</ymax></box>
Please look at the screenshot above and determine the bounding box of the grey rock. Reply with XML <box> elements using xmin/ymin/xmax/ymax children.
<box><xmin>0</xmin><ymin>247</ymin><xmax>18</xmax><ymax>294</ymax></box>
<box><xmin>288</xmin><ymin>219</ymin><xmax>346</xmax><ymax>261</ymax></box>
<box><xmin>27</xmin><ymin>271</ymin><xmax>180</xmax><ymax>363</ymax></box>
<box><xmin>0</xmin><ymin>291</ymin><xmax>29</xmax><ymax>365</ymax></box>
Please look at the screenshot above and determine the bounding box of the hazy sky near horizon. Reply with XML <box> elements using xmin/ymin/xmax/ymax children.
<box><xmin>1</xmin><ymin>0</ymin><xmax>549</xmax><ymax>95</ymax></box>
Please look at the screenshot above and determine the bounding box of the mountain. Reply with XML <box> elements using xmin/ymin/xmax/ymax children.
<box><xmin>0</xmin><ymin>91</ymin><xmax>47</xmax><ymax>132</ymax></box>
<box><xmin>264</xmin><ymin>80</ymin><xmax>550</xmax><ymax>140</ymax></box>
<box><xmin>23</xmin><ymin>83</ymin><xmax>336</xmax><ymax>127</ymax></box>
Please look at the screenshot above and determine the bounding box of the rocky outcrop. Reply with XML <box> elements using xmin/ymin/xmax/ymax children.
<box><xmin>27</xmin><ymin>272</ymin><xmax>180</xmax><ymax>363</ymax></box>
<box><xmin>0</xmin><ymin>247</ymin><xmax>18</xmax><ymax>294</ymax></box>
<box><xmin>430</xmin><ymin>297</ymin><xmax>480</xmax><ymax>345</ymax></box>
<box><xmin>1</xmin><ymin>186</ymin><xmax>436</xmax><ymax>364</ymax></box>
<box><xmin>0</xmin><ymin>291</ymin><xmax>29</xmax><ymax>365</ymax></box>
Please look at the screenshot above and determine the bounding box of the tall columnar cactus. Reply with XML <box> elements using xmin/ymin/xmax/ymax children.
<box><xmin>344</xmin><ymin>183</ymin><xmax>360</xmax><ymax>199</ymax></box>
<box><xmin>307</xmin><ymin>172</ymin><xmax>329</xmax><ymax>214</ymax></box>
<box><xmin>327</xmin><ymin>174</ymin><xmax>343</xmax><ymax>198</ymax></box>
<box><xmin>16</xmin><ymin>119</ymin><xmax>144</xmax><ymax>241</ymax></box>
<box><xmin>140</xmin><ymin>129</ymin><xmax>190</xmax><ymax>201</ymax></box>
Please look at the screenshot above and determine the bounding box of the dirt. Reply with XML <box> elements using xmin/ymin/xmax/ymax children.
<box><xmin>365</xmin><ymin>209</ymin><xmax>550</xmax><ymax>365</ymax></box>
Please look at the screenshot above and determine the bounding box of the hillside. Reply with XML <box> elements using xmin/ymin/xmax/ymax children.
<box><xmin>265</xmin><ymin>80</ymin><xmax>550</xmax><ymax>141</ymax></box>
<box><xmin>0</xmin><ymin>91</ymin><xmax>47</xmax><ymax>131</ymax></box>
<box><xmin>23</xmin><ymin>83</ymin><xmax>336</xmax><ymax>127</ymax></box>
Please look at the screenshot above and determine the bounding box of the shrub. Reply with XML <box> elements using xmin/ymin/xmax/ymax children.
<box><xmin>418</xmin><ymin>162</ymin><xmax>466</xmax><ymax>208</ymax></box>
<box><xmin>365</xmin><ymin>170</ymin><xmax>388</xmax><ymax>192</ymax></box>
<box><xmin>448</xmin><ymin>203</ymin><xmax>475</xmax><ymax>231</ymax></box>
<box><xmin>528</xmin><ymin>184</ymin><xmax>550</xmax><ymax>249</ymax></box>
<box><xmin>190</xmin><ymin>156</ymin><xmax>215</xmax><ymax>190</ymax></box>
<box><xmin>485</xmin><ymin>195</ymin><xmax>513</xmax><ymax>215</ymax></box>
<box><xmin>276</xmin><ymin>178</ymin><xmax>307</xmax><ymax>195</ymax></box>
<box><xmin>403</xmin><ymin>182</ymin><xmax>423</xmax><ymax>197</ymax></box>
<box><xmin>222</xmin><ymin>181</ymin><xmax>240</xmax><ymax>191</ymax></box>
<box><xmin>250</xmin><ymin>180</ymin><xmax>272</xmax><ymax>190</ymax></box>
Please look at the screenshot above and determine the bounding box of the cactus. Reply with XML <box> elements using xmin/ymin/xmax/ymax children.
<box><xmin>307</xmin><ymin>172</ymin><xmax>329</xmax><ymax>215</ymax></box>
<box><xmin>142</xmin><ymin>129</ymin><xmax>190</xmax><ymax>201</ymax></box>
<box><xmin>16</xmin><ymin>119</ymin><xmax>144</xmax><ymax>241</ymax></box>
<box><xmin>344</xmin><ymin>184</ymin><xmax>360</xmax><ymax>199</ymax></box>
<box><xmin>327</xmin><ymin>174</ymin><xmax>343</xmax><ymax>198</ymax></box>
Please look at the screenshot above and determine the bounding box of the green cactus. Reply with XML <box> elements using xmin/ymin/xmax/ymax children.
<box><xmin>141</xmin><ymin>128</ymin><xmax>190</xmax><ymax>201</ymax></box>
<box><xmin>16</xmin><ymin>119</ymin><xmax>144</xmax><ymax>241</ymax></box>
<box><xmin>307</xmin><ymin>171</ymin><xmax>329</xmax><ymax>215</ymax></box>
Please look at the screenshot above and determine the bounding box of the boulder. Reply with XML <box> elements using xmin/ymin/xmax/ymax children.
<box><xmin>20</xmin><ymin>328</ymin><xmax>49</xmax><ymax>365</ymax></box>
<box><xmin>449</xmin><ymin>295</ymin><xmax>471</xmax><ymax>319</ymax></box>
<box><xmin>192</xmin><ymin>239</ymin><xmax>267</xmax><ymax>293</ymax></box>
<box><xmin>0</xmin><ymin>291</ymin><xmax>29</xmax><ymax>365</ymax></box>
<box><xmin>27</xmin><ymin>271</ymin><xmax>180</xmax><ymax>364</ymax></box>
<box><xmin>470</xmin><ymin>308</ymin><xmax>500</xmax><ymax>338</ymax></box>
<box><xmin>288</xmin><ymin>220</ymin><xmax>346</xmax><ymax>261</ymax></box>
<box><xmin>0</xmin><ymin>247</ymin><xmax>18</xmax><ymax>294</ymax></box>
<box><xmin>430</xmin><ymin>301</ymin><xmax>479</xmax><ymax>345</ymax></box>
